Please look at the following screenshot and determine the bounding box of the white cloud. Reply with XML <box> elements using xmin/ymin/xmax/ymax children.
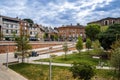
<box><xmin>0</xmin><ymin>0</ymin><xmax>119</xmax><ymax>27</ymax></box>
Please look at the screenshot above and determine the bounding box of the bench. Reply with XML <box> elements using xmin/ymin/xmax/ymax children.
<box><xmin>3</xmin><ymin>61</ymin><xmax>19</xmax><ymax>65</ymax></box>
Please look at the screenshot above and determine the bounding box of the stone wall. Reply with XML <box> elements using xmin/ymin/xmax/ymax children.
<box><xmin>0</xmin><ymin>41</ymin><xmax>63</xmax><ymax>54</ymax></box>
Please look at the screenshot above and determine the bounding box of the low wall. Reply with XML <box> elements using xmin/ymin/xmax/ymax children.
<box><xmin>0</xmin><ymin>41</ymin><xmax>63</xmax><ymax>54</ymax></box>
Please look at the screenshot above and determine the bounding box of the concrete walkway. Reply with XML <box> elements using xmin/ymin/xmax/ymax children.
<box><xmin>27</xmin><ymin>61</ymin><xmax>113</xmax><ymax>70</ymax></box>
<box><xmin>0</xmin><ymin>65</ymin><xmax>28</xmax><ymax>80</ymax></box>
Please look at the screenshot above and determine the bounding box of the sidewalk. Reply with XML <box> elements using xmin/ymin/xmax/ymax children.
<box><xmin>0</xmin><ymin>65</ymin><xmax>28</xmax><ymax>80</ymax></box>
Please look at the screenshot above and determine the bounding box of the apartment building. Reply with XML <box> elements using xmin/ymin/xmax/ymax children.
<box><xmin>57</xmin><ymin>24</ymin><xmax>85</xmax><ymax>41</ymax></box>
<box><xmin>88</xmin><ymin>17</ymin><xmax>120</xmax><ymax>26</ymax></box>
<box><xmin>0</xmin><ymin>15</ymin><xmax>45</xmax><ymax>41</ymax></box>
<box><xmin>0</xmin><ymin>15</ymin><xmax>20</xmax><ymax>40</ymax></box>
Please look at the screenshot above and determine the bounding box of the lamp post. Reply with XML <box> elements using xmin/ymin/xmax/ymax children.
<box><xmin>6</xmin><ymin>42</ymin><xmax>9</xmax><ymax>70</ymax></box>
<box><xmin>49</xmin><ymin>47</ymin><xmax>52</xmax><ymax>80</ymax></box>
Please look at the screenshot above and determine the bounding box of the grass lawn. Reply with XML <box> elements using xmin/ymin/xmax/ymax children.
<box><xmin>36</xmin><ymin>51</ymin><xmax>110</xmax><ymax>66</ymax></box>
<box><xmin>9</xmin><ymin>63</ymin><xmax>73</xmax><ymax>80</ymax></box>
<box><xmin>9</xmin><ymin>63</ymin><xmax>116</xmax><ymax>80</ymax></box>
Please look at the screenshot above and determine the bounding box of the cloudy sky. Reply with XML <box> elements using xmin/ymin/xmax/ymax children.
<box><xmin>0</xmin><ymin>0</ymin><xmax>120</xmax><ymax>27</ymax></box>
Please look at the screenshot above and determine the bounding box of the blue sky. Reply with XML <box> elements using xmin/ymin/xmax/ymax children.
<box><xmin>0</xmin><ymin>0</ymin><xmax>120</xmax><ymax>27</ymax></box>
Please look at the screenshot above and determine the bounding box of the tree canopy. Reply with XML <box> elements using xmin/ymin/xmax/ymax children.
<box><xmin>85</xmin><ymin>24</ymin><xmax>100</xmax><ymax>41</ymax></box>
<box><xmin>98</xmin><ymin>24</ymin><xmax>120</xmax><ymax>50</ymax></box>
<box><xmin>23</xmin><ymin>18</ymin><xmax>34</xmax><ymax>24</ymax></box>
<box><xmin>70</xmin><ymin>62</ymin><xmax>95</xmax><ymax>80</ymax></box>
<box><xmin>111</xmin><ymin>48</ymin><xmax>120</xmax><ymax>80</ymax></box>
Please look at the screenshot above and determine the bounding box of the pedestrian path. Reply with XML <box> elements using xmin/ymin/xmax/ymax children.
<box><xmin>0</xmin><ymin>65</ymin><xmax>28</xmax><ymax>80</ymax></box>
<box><xmin>27</xmin><ymin>61</ymin><xmax>113</xmax><ymax>70</ymax></box>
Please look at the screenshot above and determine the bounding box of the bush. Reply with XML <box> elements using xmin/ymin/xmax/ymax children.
<box><xmin>70</xmin><ymin>62</ymin><xmax>95</xmax><ymax>80</ymax></box>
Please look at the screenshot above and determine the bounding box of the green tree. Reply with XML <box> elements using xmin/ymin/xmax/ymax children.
<box><xmin>76</xmin><ymin>37</ymin><xmax>83</xmax><ymax>54</ymax></box>
<box><xmin>111</xmin><ymin>48</ymin><xmax>120</xmax><ymax>80</ymax></box>
<box><xmin>50</xmin><ymin>35</ymin><xmax>54</xmax><ymax>41</ymax></box>
<box><xmin>99</xmin><ymin>24</ymin><xmax>120</xmax><ymax>50</ymax></box>
<box><xmin>23</xmin><ymin>18</ymin><xmax>34</xmax><ymax>24</ymax></box>
<box><xmin>35</xmin><ymin>33</ymin><xmax>39</xmax><ymax>41</ymax></box>
<box><xmin>111</xmin><ymin>39</ymin><xmax>120</xmax><ymax>51</ymax></box>
<box><xmin>23</xmin><ymin>19</ymin><xmax>34</xmax><ymax>27</ymax></box>
<box><xmin>54</xmin><ymin>34</ymin><xmax>58</xmax><ymax>41</ymax></box>
<box><xmin>85</xmin><ymin>24</ymin><xmax>100</xmax><ymax>41</ymax></box>
<box><xmin>93</xmin><ymin>40</ymin><xmax>103</xmax><ymax>55</ymax></box>
<box><xmin>70</xmin><ymin>62</ymin><xmax>95</xmax><ymax>80</ymax></box>
<box><xmin>63</xmin><ymin>41</ymin><xmax>68</xmax><ymax>60</ymax></box>
<box><xmin>43</xmin><ymin>33</ymin><xmax>48</xmax><ymax>40</ymax></box>
<box><xmin>15</xmin><ymin>35</ymin><xmax>32</xmax><ymax>63</ymax></box>
<box><xmin>86</xmin><ymin>38</ymin><xmax>92</xmax><ymax>52</ymax></box>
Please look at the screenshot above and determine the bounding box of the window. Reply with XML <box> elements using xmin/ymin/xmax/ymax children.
<box><xmin>11</xmin><ymin>30</ymin><xmax>13</xmax><ymax>33</ymax></box>
<box><xmin>11</xmin><ymin>24</ymin><xmax>13</xmax><ymax>28</ymax></box>
<box><xmin>30</xmin><ymin>31</ymin><xmax>32</xmax><ymax>35</ymax></box>
<box><xmin>16</xmin><ymin>30</ymin><xmax>17</xmax><ymax>34</ymax></box>
<box><xmin>6</xmin><ymin>30</ymin><xmax>9</xmax><ymax>33</ymax></box>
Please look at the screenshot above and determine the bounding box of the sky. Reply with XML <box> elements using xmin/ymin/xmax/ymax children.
<box><xmin>0</xmin><ymin>0</ymin><xmax>120</xmax><ymax>27</ymax></box>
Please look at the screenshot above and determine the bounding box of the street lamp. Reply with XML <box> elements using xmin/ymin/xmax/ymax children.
<box><xmin>6</xmin><ymin>42</ymin><xmax>9</xmax><ymax>70</ymax></box>
<box><xmin>49</xmin><ymin>47</ymin><xmax>52</xmax><ymax>80</ymax></box>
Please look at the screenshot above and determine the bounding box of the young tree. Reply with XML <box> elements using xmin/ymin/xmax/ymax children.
<box><xmin>15</xmin><ymin>35</ymin><xmax>32</xmax><ymax>63</ymax></box>
<box><xmin>86</xmin><ymin>38</ymin><xmax>92</xmax><ymax>52</ymax></box>
<box><xmin>54</xmin><ymin>34</ymin><xmax>58</xmax><ymax>41</ymax></box>
<box><xmin>111</xmin><ymin>48</ymin><xmax>120</xmax><ymax>80</ymax></box>
<box><xmin>35</xmin><ymin>33</ymin><xmax>39</xmax><ymax>41</ymax></box>
<box><xmin>43</xmin><ymin>33</ymin><xmax>48</xmax><ymax>40</ymax></box>
<box><xmin>93</xmin><ymin>40</ymin><xmax>103</xmax><ymax>55</ymax></box>
<box><xmin>63</xmin><ymin>41</ymin><xmax>68</xmax><ymax>60</ymax></box>
<box><xmin>70</xmin><ymin>62</ymin><xmax>95</xmax><ymax>80</ymax></box>
<box><xmin>85</xmin><ymin>24</ymin><xmax>100</xmax><ymax>41</ymax></box>
<box><xmin>111</xmin><ymin>39</ymin><xmax>120</xmax><ymax>51</ymax></box>
<box><xmin>76</xmin><ymin>37</ymin><xmax>83</xmax><ymax>54</ymax></box>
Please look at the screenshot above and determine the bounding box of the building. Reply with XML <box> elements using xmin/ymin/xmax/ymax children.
<box><xmin>28</xmin><ymin>24</ymin><xmax>45</xmax><ymax>41</ymax></box>
<box><xmin>57</xmin><ymin>24</ymin><xmax>85</xmax><ymax>41</ymax></box>
<box><xmin>0</xmin><ymin>15</ymin><xmax>45</xmax><ymax>41</ymax></box>
<box><xmin>88</xmin><ymin>17</ymin><xmax>120</xmax><ymax>26</ymax></box>
<box><xmin>0</xmin><ymin>15</ymin><xmax>20</xmax><ymax>40</ymax></box>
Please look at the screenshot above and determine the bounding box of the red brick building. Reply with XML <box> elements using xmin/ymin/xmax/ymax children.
<box><xmin>57</xmin><ymin>24</ymin><xmax>85</xmax><ymax>41</ymax></box>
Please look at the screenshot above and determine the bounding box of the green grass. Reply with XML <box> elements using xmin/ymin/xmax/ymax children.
<box><xmin>9</xmin><ymin>63</ymin><xmax>72</xmax><ymax>80</ymax></box>
<box><xmin>37</xmin><ymin>52</ymin><xmax>109</xmax><ymax>66</ymax></box>
<box><xmin>9</xmin><ymin>63</ymin><xmax>116</xmax><ymax>80</ymax></box>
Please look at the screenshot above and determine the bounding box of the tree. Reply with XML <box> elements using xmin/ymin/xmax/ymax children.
<box><xmin>92</xmin><ymin>40</ymin><xmax>103</xmax><ymax>55</ymax></box>
<box><xmin>86</xmin><ymin>38</ymin><xmax>92</xmax><ymax>52</ymax></box>
<box><xmin>50</xmin><ymin>35</ymin><xmax>54</xmax><ymax>41</ymax></box>
<box><xmin>85</xmin><ymin>24</ymin><xmax>100</xmax><ymax>41</ymax></box>
<box><xmin>111</xmin><ymin>39</ymin><xmax>120</xmax><ymax>51</ymax></box>
<box><xmin>76</xmin><ymin>37</ymin><xmax>83</xmax><ymax>54</ymax></box>
<box><xmin>35</xmin><ymin>33</ymin><xmax>39</xmax><ymax>41</ymax></box>
<box><xmin>99</xmin><ymin>24</ymin><xmax>120</xmax><ymax>50</ymax></box>
<box><xmin>43</xmin><ymin>33</ymin><xmax>48</xmax><ymax>40</ymax></box>
<box><xmin>15</xmin><ymin>35</ymin><xmax>32</xmax><ymax>63</ymax></box>
<box><xmin>70</xmin><ymin>62</ymin><xmax>95</xmax><ymax>80</ymax></box>
<box><xmin>54</xmin><ymin>34</ymin><xmax>58</xmax><ymax>41</ymax></box>
<box><xmin>23</xmin><ymin>18</ymin><xmax>34</xmax><ymax>24</ymax></box>
<box><xmin>111</xmin><ymin>48</ymin><xmax>120</xmax><ymax>80</ymax></box>
<box><xmin>63</xmin><ymin>41</ymin><xmax>68</xmax><ymax>60</ymax></box>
